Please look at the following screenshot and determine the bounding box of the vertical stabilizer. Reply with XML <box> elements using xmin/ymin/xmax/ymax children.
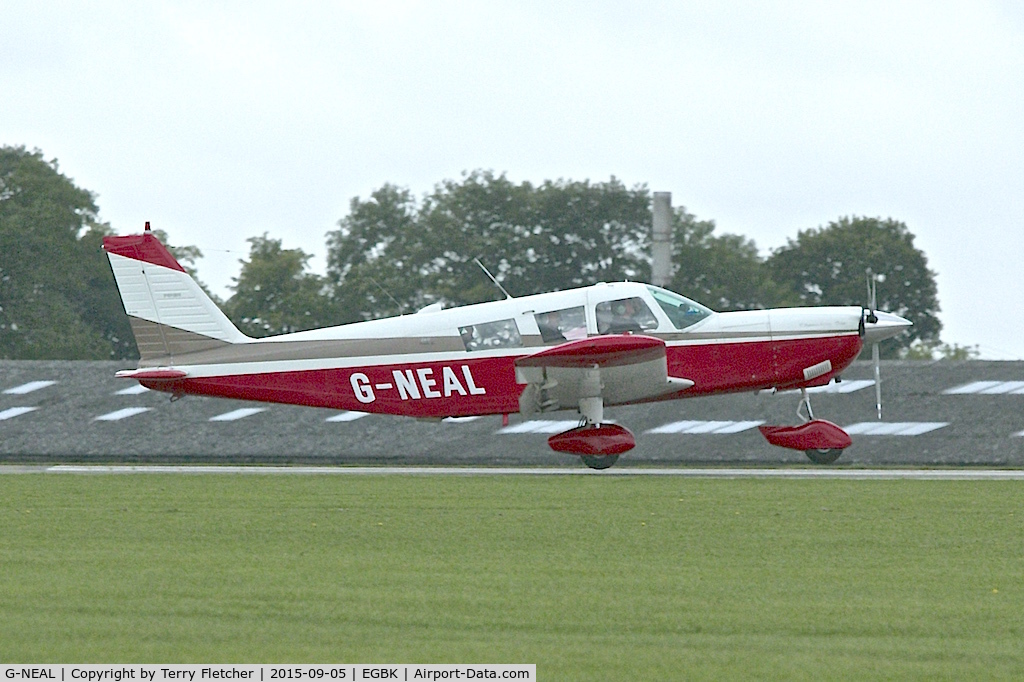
<box><xmin>103</xmin><ymin>226</ymin><xmax>249</xmax><ymax>363</ymax></box>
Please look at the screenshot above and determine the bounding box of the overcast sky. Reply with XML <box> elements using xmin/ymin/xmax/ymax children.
<box><xmin>3</xmin><ymin>1</ymin><xmax>1023</xmax><ymax>358</ymax></box>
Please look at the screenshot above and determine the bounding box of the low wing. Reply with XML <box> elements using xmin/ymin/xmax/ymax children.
<box><xmin>515</xmin><ymin>334</ymin><xmax>667</xmax><ymax>369</ymax></box>
<box><xmin>514</xmin><ymin>335</ymin><xmax>692</xmax><ymax>415</ymax></box>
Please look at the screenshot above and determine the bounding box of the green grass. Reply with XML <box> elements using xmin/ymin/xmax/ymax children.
<box><xmin>2</xmin><ymin>474</ymin><xmax>1023</xmax><ymax>679</ymax></box>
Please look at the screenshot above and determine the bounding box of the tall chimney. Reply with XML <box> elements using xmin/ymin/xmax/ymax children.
<box><xmin>651</xmin><ymin>191</ymin><xmax>673</xmax><ymax>287</ymax></box>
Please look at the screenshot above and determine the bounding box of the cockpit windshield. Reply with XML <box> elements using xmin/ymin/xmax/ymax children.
<box><xmin>646</xmin><ymin>286</ymin><xmax>713</xmax><ymax>330</ymax></box>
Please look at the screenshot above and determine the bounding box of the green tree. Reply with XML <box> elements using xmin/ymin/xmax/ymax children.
<box><xmin>903</xmin><ymin>340</ymin><xmax>980</xmax><ymax>361</ymax></box>
<box><xmin>325</xmin><ymin>184</ymin><xmax>424</xmax><ymax>322</ymax></box>
<box><xmin>225</xmin><ymin>234</ymin><xmax>338</xmax><ymax>337</ymax></box>
<box><xmin>326</xmin><ymin>171</ymin><xmax>652</xmax><ymax>321</ymax></box>
<box><xmin>0</xmin><ymin>146</ymin><xmax>136</xmax><ymax>359</ymax></box>
<box><xmin>417</xmin><ymin>172</ymin><xmax>652</xmax><ymax>303</ymax></box>
<box><xmin>766</xmin><ymin>216</ymin><xmax>940</xmax><ymax>357</ymax></box>
<box><xmin>669</xmin><ymin>207</ymin><xmax>794</xmax><ymax>311</ymax></box>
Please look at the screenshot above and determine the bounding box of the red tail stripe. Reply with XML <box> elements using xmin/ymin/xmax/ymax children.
<box><xmin>102</xmin><ymin>232</ymin><xmax>185</xmax><ymax>273</ymax></box>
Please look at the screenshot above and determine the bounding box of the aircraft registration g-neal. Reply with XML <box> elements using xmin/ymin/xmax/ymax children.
<box><xmin>103</xmin><ymin>225</ymin><xmax>911</xmax><ymax>469</ymax></box>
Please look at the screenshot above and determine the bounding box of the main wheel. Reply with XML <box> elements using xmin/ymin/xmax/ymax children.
<box><xmin>581</xmin><ymin>454</ymin><xmax>619</xmax><ymax>470</ymax></box>
<box><xmin>805</xmin><ymin>448</ymin><xmax>843</xmax><ymax>465</ymax></box>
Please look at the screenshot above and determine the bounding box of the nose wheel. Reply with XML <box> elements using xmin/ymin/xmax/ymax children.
<box><xmin>800</xmin><ymin>388</ymin><xmax>847</xmax><ymax>464</ymax></box>
<box><xmin>798</xmin><ymin>388</ymin><xmax>845</xmax><ymax>464</ymax></box>
<box><xmin>581</xmin><ymin>454</ymin><xmax>619</xmax><ymax>470</ymax></box>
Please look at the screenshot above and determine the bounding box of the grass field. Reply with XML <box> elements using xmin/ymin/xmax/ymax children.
<box><xmin>1</xmin><ymin>473</ymin><xmax>1023</xmax><ymax>679</ymax></box>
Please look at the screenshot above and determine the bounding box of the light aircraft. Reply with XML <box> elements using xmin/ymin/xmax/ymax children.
<box><xmin>103</xmin><ymin>224</ymin><xmax>911</xmax><ymax>468</ymax></box>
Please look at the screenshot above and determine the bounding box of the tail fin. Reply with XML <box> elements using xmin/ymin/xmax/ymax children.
<box><xmin>103</xmin><ymin>224</ymin><xmax>249</xmax><ymax>363</ymax></box>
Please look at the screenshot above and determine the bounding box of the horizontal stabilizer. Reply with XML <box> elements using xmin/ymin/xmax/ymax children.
<box><xmin>115</xmin><ymin>369</ymin><xmax>188</xmax><ymax>380</ymax></box>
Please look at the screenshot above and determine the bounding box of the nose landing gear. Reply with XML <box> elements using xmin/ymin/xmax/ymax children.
<box><xmin>758</xmin><ymin>388</ymin><xmax>853</xmax><ymax>464</ymax></box>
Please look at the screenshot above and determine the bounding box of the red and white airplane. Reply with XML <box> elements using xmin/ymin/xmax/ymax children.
<box><xmin>103</xmin><ymin>225</ymin><xmax>911</xmax><ymax>468</ymax></box>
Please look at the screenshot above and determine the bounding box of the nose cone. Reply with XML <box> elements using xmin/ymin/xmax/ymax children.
<box><xmin>863</xmin><ymin>311</ymin><xmax>913</xmax><ymax>344</ymax></box>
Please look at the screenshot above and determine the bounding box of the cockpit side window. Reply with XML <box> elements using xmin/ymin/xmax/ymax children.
<box><xmin>459</xmin><ymin>319</ymin><xmax>523</xmax><ymax>351</ymax></box>
<box><xmin>595</xmin><ymin>297</ymin><xmax>659</xmax><ymax>334</ymax></box>
<box><xmin>646</xmin><ymin>286</ymin><xmax>712</xmax><ymax>330</ymax></box>
<box><xmin>533</xmin><ymin>306</ymin><xmax>587</xmax><ymax>344</ymax></box>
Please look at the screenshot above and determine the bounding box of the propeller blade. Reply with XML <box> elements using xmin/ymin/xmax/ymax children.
<box><xmin>873</xmin><ymin>341</ymin><xmax>882</xmax><ymax>420</ymax></box>
<box><xmin>864</xmin><ymin>272</ymin><xmax>878</xmax><ymax>324</ymax></box>
<box><xmin>865</xmin><ymin>269</ymin><xmax>882</xmax><ymax>419</ymax></box>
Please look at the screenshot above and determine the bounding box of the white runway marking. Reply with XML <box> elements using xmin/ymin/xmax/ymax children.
<box><xmin>209</xmin><ymin>408</ymin><xmax>266</xmax><ymax>422</ymax></box>
<box><xmin>0</xmin><ymin>406</ymin><xmax>38</xmax><ymax>421</ymax></box>
<box><xmin>777</xmin><ymin>379</ymin><xmax>876</xmax><ymax>395</ymax></box>
<box><xmin>499</xmin><ymin>420</ymin><xmax>580</xmax><ymax>434</ymax></box>
<box><xmin>18</xmin><ymin>465</ymin><xmax>1024</xmax><ymax>479</ymax></box>
<box><xmin>944</xmin><ymin>381</ymin><xmax>1024</xmax><ymax>395</ymax></box>
<box><xmin>3</xmin><ymin>380</ymin><xmax>56</xmax><ymax>395</ymax></box>
<box><xmin>326</xmin><ymin>411</ymin><xmax>368</xmax><ymax>422</ymax></box>
<box><xmin>648</xmin><ymin>420</ymin><xmax>764</xmax><ymax>434</ymax></box>
<box><xmin>94</xmin><ymin>407</ymin><xmax>152</xmax><ymax>421</ymax></box>
<box><xmin>844</xmin><ymin>421</ymin><xmax>949</xmax><ymax>436</ymax></box>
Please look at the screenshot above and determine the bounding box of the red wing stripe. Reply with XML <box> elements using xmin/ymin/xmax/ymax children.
<box><xmin>515</xmin><ymin>334</ymin><xmax>665</xmax><ymax>369</ymax></box>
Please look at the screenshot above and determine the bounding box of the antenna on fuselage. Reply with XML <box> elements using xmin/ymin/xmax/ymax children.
<box><xmin>368</xmin><ymin>276</ymin><xmax>406</xmax><ymax>314</ymax></box>
<box><xmin>473</xmin><ymin>258</ymin><xmax>513</xmax><ymax>300</ymax></box>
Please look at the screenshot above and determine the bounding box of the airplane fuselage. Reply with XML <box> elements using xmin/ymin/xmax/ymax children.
<box><xmin>129</xmin><ymin>282</ymin><xmax>867</xmax><ymax>418</ymax></box>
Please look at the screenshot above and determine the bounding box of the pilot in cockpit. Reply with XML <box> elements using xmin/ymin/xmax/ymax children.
<box><xmin>597</xmin><ymin>298</ymin><xmax>646</xmax><ymax>334</ymax></box>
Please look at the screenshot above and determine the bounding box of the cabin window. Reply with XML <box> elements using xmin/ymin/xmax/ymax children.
<box><xmin>533</xmin><ymin>306</ymin><xmax>587</xmax><ymax>343</ymax></box>
<box><xmin>595</xmin><ymin>297</ymin><xmax>659</xmax><ymax>334</ymax></box>
<box><xmin>646</xmin><ymin>286</ymin><xmax>712</xmax><ymax>330</ymax></box>
<box><xmin>459</xmin><ymin>318</ymin><xmax>523</xmax><ymax>351</ymax></box>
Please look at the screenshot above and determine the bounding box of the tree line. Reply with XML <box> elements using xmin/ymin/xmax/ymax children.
<box><xmin>1</xmin><ymin>145</ymin><xmax>954</xmax><ymax>361</ymax></box>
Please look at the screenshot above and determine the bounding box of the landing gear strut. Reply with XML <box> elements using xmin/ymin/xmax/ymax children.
<box><xmin>797</xmin><ymin>387</ymin><xmax>815</xmax><ymax>421</ymax></box>
<box><xmin>575</xmin><ymin>396</ymin><xmax>620</xmax><ymax>470</ymax></box>
<box><xmin>796</xmin><ymin>388</ymin><xmax>843</xmax><ymax>464</ymax></box>
<box><xmin>546</xmin><ymin>391</ymin><xmax>635</xmax><ymax>469</ymax></box>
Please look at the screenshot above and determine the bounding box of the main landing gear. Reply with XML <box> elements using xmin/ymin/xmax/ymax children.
<box><xmin>757</xmin><ymin>388</ymin><xmax>853</xmax><ymax>465</ymax></box>
<box><xmin>547</xmin><ymin>395</ymin><xmax>635</xmax><ymax>470</ymax></box>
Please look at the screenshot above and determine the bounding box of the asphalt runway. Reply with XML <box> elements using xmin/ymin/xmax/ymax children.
<box><xmin>7</xmin><ymin>360</ymin><xmax>1024</xmax><ymax>467</ymax></box>
<box><xmin>3</xmin><ymin>464</ymin><xmax>1024</xmax><ymax>479</ymax></box>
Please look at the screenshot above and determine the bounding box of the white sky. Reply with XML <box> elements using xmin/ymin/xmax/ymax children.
<box><xmin>3</xmin><ymin>1</ymin><xmax>1023</xmax><ymax>358</ymax></box>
